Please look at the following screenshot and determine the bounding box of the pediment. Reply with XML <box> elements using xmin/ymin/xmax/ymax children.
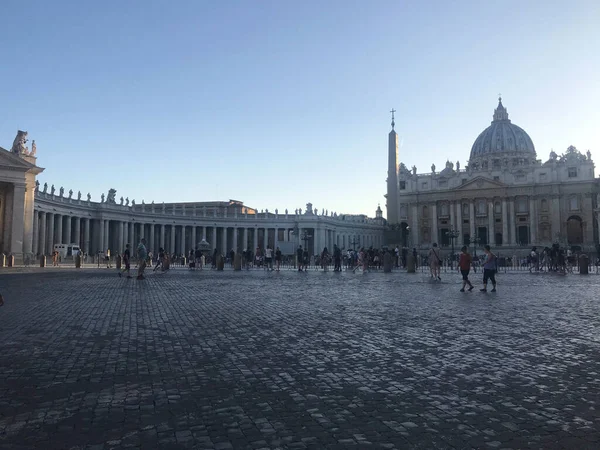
<box><xmin>0</xmin><ymin>147</ymin><xmax>40</xmax><ymax>172</ymax></box>
<box><xmin>453</xmin><ymin>176</ymin><xmax>506</xmax><ymax>191</ymax></box>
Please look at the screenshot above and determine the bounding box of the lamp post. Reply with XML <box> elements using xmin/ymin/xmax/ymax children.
<box><xmin>405</xmin><ymin>225</ymin><xmax>411</xmax><ymax>248</ymax></box>
<box><xmin>350</xmin><ymin>236</ymin><xmax>360</xmax><ymax>251</ymax></box>
<box><xmin>445</xmin><ymin>228</ymin><xmax>460</xmax><ymax>269</ymax></box>
<box><xmin>302</xmin><ymin>231</ymin><xmax>312</xmax><ymax>255</ymax></box>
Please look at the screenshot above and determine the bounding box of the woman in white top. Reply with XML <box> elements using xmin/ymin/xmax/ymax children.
<box><xmin>428</xmin><ymin>243</ymin><xmax>441</xmax><ymax>280</ymax></box>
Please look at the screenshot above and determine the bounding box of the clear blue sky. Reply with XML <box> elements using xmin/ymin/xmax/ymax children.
<box><xmin>1</xmin><ymin>0</ymin><xmax>598</xmax><ymax>216</ymax></box>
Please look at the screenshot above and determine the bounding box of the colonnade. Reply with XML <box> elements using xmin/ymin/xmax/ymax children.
<box><xmin>32</xmin><ymin>210</ymin><xmax>384</xmax><ymax>257</ymax></box>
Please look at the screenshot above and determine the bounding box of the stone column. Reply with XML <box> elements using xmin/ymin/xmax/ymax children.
<box><xmin>502</xmin><ymin>200</ymin><xmax>508</xmax><ymax>246</ymax></box>
<box><xmin>32</xmin><ymin>211</ymin><xmax>39</xmax><ymax>255</ymax></box>
<box><xmin>431</xmin><ymin>203</ymin><xmax>438</xmax><ymax>245</ymax></box>
<box><xmin>221</xmin><ymin>227</ymin><xmax>227</xmax><ymax>255</ymax></box>
<box><xmin>22</xmin><ymin>184</ymin><xmax>35</xmax><ymax>255</ymax></box>
<box><xmin>138</xmin><ymin>222</ymin><xmax>144</xmax><ymax>239</ymax></box>
<box><xmin>551</xmin><ymin>196</ymin><xmax>560</xmax><ymax>243</ymax></box>
<box><xmin>450</xmin><ymin>203</ymin><xmax>456</xmax><ymax>232</ymax></box>
<box><xmin>84</xmin><ymin>218</ymin><xmax>90</xmax><ymax>254</ymax></box>
<box><xmin>202</xmin><ymin>226</ymin><xmax>207</xmax><ymax>240</ymax></box>
<box><xmin>469</xmin><ymin>201</ymin><xmax>475</xmax><ymax>240</ymax></box>
<box><xmin>488</xmin><ymin>201</ymin><xmax>494</xmax><ymax>245</ymax></box>
<box><xmin>509</xmin><ymin>199</ymin><xmax>517</xmax><ymax>245</ymax></box>
<box><xmin>150</xmin><ymin>224</ymin><xmax>155</xmax><ymax>253</ymax></box>
<box><xmin>181</xmin><ymin>225</ymin><xmax>186</xmax><ymax>255</ymax></box>
<box><xmin>56</xmin><ymin>214</ymin><xmax>63</xmax><ymax>246</ymax></box>
<box><xmin>46</xmin><ymin>213</ymin><xmax>54</xmax><ymax>255</ymax></box>
<box><xmin>253</xmin><ymin>227</ymin><xmax>258</xmax><ymax>251</ymax></box>
<box><xmin>529</xmin><ymin>197</ymin><xmax>537</xmax><ymax>244</ymax></box>
<box><xmin>233</xmin><ymin>227</ymin><xmax>238</xmax><ymax>252</ymax></box>
<box><xmin>455</xmin><ymin>202</ymin><xmax>463</xmax><ymax>246</ymax></box>
<box><xmin>170</xmin><ymin>225</ymin><xmax>176</xmax><ymax>253</ymax></box>
<box><xmin>64</xmin><ymin>216</ymin><xmax>71</xmax><ymax>244</ymax></box>
<box><xmin>74</xmin><ymin>217</ymin><xmax>81</xmax><ymax>247</ymax></box>
<box><xmin>243</xmin><ymin>228</ymin><xmax>248</xmax><ymax>250</ymax></box>
<box><xmin>160</xmin><ymin>224</ymin><xmax>165</xmax><ymax>249</ymax></box>
<box><xmin>212</xmin><ymin>226</ymin><xmax>218</xmax><ymax>251</ymax></box>
<box><xmin>104</xmin><ymin>219</ymin><xmax>110</xmax><ymax>251</ymax></box>
<box><xmin>39</xmin><ymin>212</ymin><xmax>47</xmax><ymax>256</ymax></box>
<box><xmin>411</xmin><ymin>205</ymin><xmax>419</xmax><ymax>248</ymax></box>
<box><xmin>98</xmin><ymin>220</ymin><xmax>105</xmax><ymax>252</ymax></box>
<box><xmin>117</xmin><ymin>221</ymin><xmax>124</xmax><ymax>252</ymax></box>
<box><xmin>264</xmin><ymin>227</ymin><xmax>268</xmax><ymax>249</ymax></box>
<box><xmin>129</xmin><ymin>222</ymin><xmax>135</xmax><ymax>247</ymax></box>
<box><xmin>191</xmin><ymin>226</ymin><xmax>197</xmax><ymax>247</ymax></box>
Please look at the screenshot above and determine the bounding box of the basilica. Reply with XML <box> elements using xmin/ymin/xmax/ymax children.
<box><xmin>386</xmin><ymin>98</ymin><xmax>598</xmax><ymax>252</ymax></box>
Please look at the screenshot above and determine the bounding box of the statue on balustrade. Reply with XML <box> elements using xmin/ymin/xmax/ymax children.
<box><xmin>59</xmin><ymin>186</ymin><xmax>64</xmax><ymax>197</ymax></box>
<box><xmin>87</xmin><ymin>193</ymin><xmax>91</xmax><ymax>202</ymax></box>
<box><xmin>120</xmin><ymin>196</ymin><xmax>124</xmax><ymax>205</ymax></box>
<box><xmin>106</xmin><ymin>189</ymin><xmax>117</xmax><ymax>204</ymax></box>
<box><xmin>30</xmin><ymin>140</ymin><xmax>36</xmax><ymax>156</ymax></box>
<box><xmin>43</xmin><ymin>182</ymin><xmax>48</xmax><ymax>193</ymax></box>
<box><xmin>131</xmin><ymin>199</ymin><xmax>135</xmax><ymax>206</ymax></box>
<box><xmin>51</xmin><ymin>184</ymin><xmax>55</xmax><ymax>195</ymax></box>
<box><xmin>101</xmin><ymin>193</ymin><xmax>105</xmax><ymax>203</ymax></box>
<box><xmin>456</xmin><ymin>161</ymin><xmax>460</xmax><ymax>171</ymax></box>
<box><xmin>285</xmin><ymin>209</ymin><xmax>288</xmax><ymax>215</ymax></box>
<box><xmin>35</xmin><ymin>180</ymin><xmax>40</xmax><ymax>192</ymax></box>
<box><xmin>77</xmin><ymin>191</ymin><xmax>81</xmax><ymax>201</ymax></box>
<box><xmin>431</xmin><ymin>163</ymin><xmax>436</xmax><ymax>173</ymax></box>
<box><xmin>68</xmin><ymin>189</ymin><xmax>73</xmax><ymax>199</ymax></box>
<box><xmin>125</xmin><ymin>197</ymin><xmax>129</xmax><ymax>206</ymax></box>
<box><xmin>10</xmin><ymin>130</ymin><xmax>28</xmax><ymax>155</ymax></box>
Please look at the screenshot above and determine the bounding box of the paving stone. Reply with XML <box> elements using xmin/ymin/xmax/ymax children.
<box><xmin>0</xmin><ymin>269</ymin><xmax>600</xmax><ymax>448</ymax></box>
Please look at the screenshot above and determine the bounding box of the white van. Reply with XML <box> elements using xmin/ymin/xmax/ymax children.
<box><xmin>53</xmin><ymin>243</ymin><xmax>82</xmax><ymax>259</ymax></box>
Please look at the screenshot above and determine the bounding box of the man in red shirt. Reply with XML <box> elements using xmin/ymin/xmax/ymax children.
<box><xmin>459</xmin><ymin>246</ymin><xmax>475</xmax><ymax>292</ymax></box>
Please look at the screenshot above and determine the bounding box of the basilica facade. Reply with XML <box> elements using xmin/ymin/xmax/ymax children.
<box><xmin>386</xmin><ymin>98</ymin><xmax>598</xmax><ymax>252</ymax></box>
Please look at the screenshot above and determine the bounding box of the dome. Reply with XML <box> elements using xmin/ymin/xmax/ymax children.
<box><xmin>469</xmin><ymin>98</ymin><xmax>536</xmax><ymax>161</ymax></box>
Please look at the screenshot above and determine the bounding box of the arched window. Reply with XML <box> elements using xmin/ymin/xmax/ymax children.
<box><xmin>440</xmin><ymin>203</ymin><xmax>449</xmax><ymax>216</ymax></box>
<box><xmin>541</xmin><ymin>199</ymin><xmax>548</xmax><ymax>212</ymax></box>
<box><xmin>422</xmin><ymin>205</ymin><xmax>429</xmax><ymax>217</ymax></box>
<box><xmin>517</xmin><ymin>198</ymin><xmax>528</xmax><ymax>213</ymax></box>
<box><xmin>494</xmin><ymin>202</ymin><xmax>501</xmax><ymax>214</ymax></box>
<box><xmin>463</xmin><ymin>203</ymin><xmax>469</xmax><ymax>216</ymax></box>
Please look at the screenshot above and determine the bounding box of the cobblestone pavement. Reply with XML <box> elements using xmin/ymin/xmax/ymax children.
<box><xmin>1</xmin><ymin>268</ymin><xmax>600</xmax><ymax>449</ymax></box>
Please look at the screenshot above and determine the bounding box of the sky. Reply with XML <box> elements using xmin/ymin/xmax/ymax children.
<box><xmin>1</xmin><ymin>0</ymin><xmax>599</xmax><ymax>217</ymax></box>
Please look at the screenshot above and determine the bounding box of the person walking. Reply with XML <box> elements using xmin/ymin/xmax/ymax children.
<box><xmin>106</xmin><ymin>249</ymin><xmax>112</xmax><ymax>268</ymax></box>
<box><xmin>480</xmin><ymin>245</ymin><xmax>497</xmax><ymax>292</ymax></box>
<box><xmin>136</xmin><ymin>238</ymin><xmax>148</xmax><ymax>280</ymax></box>
<box><xmin>296</xmin><ymin>245</ymin><xmax>304</xmax><ymax>271</ymax></box>
<box><xmin>153</xmin><ymin>248</ymin><xmax>165</xmax><ymax>272</ymax></box>
<box><xmin>333</xmin><ymin>244</ymin><xmax>342</xmax><ymax>272</ymax></box>
<box><xmin>265</xmin><ymin>245</ymin><xmax>273</xmax><ymax>271</ymax></box>
<box><xmin>118</xmin><ymin>243</ymin><xmax>132</xmax><ymax>278</ymax></box>
<box><xmin>275</xmin><ymin>246</ymin><xmax>282</xmax><ymax>271</ymax></box>
<box><xmin>321</xmin><ymin>247</ymin><xmax>330</xmax><ymax>271</ymax></box>
<box><xmin>429</xmin><ymin>243</ymin><xmax>442</xmax><ymax>280</ymax></box>
<box><xmin>458</xmin><ymin>246</ymin><xmax>474</xmax><ymax>292</ymax></box>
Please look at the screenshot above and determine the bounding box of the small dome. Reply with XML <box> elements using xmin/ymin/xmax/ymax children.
<box><xmin>469</xmin><ymin>98</ymin><xmax>536</xmax><ymax>162</ymax></box>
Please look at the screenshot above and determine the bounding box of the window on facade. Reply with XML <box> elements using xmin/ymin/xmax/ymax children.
<box><xmin>440</xmin><ymin>203</ymin><xmax>449</xmax><ymax>216</ymax></box>
<box><xmin>399</xmin><ymin>181</ymin><xmax>406</xmax><ymax>190</ymax></box>
<box><xmin>438</xmin><ymin>180</ymin><xmax>447</xmax><ymax>188</ymax></box>
<box><xmin>494</xmin><ymin>202</ymin><xmax>501</xmax><ymax>214</ymax></box>
<box><xmin>516</xmin><ymin>173</ymin><xmax>526</xmax><ymax>181</ymax></box>
<box><xmin>422</xmin><ymin>205</ymin><xmax>429</xmax><ymax>217</ymax></box>
<box><xmin>463</xmin><ymin>204</ymin><xmax>469</xmax><ymax>216</ymax></box>
<box><xmin>493</xmin><ymin>176</ymin><xmax>500</xmax><ymax>181</ymax></box>
<box><xmin>569</xmin><ymin>196</ymin><xmax>579</xmax><ymax>211</ymax></box>
<box><xmin>421</xmin><ymin>182</ymin><xmax>428</xmax><ymax>189</ymax></box>
<box><xmin>517</xmin><ymin>198</ymin><xmax>528</xmax><ymax>213</ymax></box>
<box><xmin>541</xmin><ymin>199</ymin><xmax>548</xmax><ymax>211</ymax></box>
<box><xmin>568</xmin><ymin>167</ymin><xmax>577</xmax><ymax>178</ymax></box>
<box><xmin>477</xmin><ymin>200</ymin><xmax>486</xmax><ymax>215</ymax></box>
<box><xmin>461</xmin><ymin>179</ymin><xmax>467</xmax><ymax>185</ymax></box>
<box><xmin>399</xmin><ymin>205</ymin><xmax>407</xmax><ymax>218</ymax></box>
<box><xmin>539</xmin><ymin>173</ymin><xmax>547</xmax><ymax>182</ymax></box>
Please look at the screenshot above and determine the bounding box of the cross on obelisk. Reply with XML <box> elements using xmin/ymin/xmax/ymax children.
<box><xmin>390</xmin><ymin>108</ymin><xmax>396</xmax><ymax>129</ymax></box>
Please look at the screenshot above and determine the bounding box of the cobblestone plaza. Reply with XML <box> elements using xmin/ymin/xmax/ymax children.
<box><xmin>1</xmin><ymin>269</ymin><xmax>600</xmax><ymax>449</ymax></box>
